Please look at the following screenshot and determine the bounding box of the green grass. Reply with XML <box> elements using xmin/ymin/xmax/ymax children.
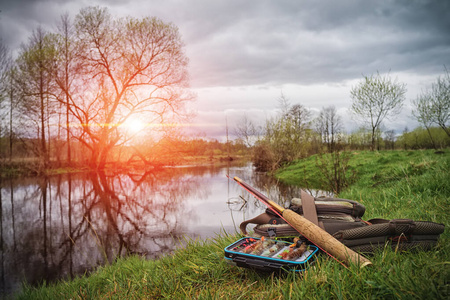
<box><xmin>16</xmin><ymin>150</ymin><xmax>450</xmax><ymax>299</ymax></box>
<box><xmin>276</xmin><ymin>149</ymin><xmax>449</xmax><ymax>222</ymax></box>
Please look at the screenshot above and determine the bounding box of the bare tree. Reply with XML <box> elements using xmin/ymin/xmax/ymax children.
<box><xmin>285</xmin><ymin>103</ymin><xmax>311</xmax><ymax>133</ymax></box>
<box><xmin>0</xmin><ymin>41</ymin><xmax>10</xmax><ymax>160</ymax></box>
<box><xmin>255</xmin><ymin>94</ymin><xmax>312</xmax><ymax>169</ymax></box>
<box><xmin>0</xmin><ymin>41</ymin><xmax>8</xmax><ymax>113</ymax></box>
<box><xmin>429</xmin><ymin>69</ymin><xmax>450</xmax><ymax>137</ymax></box>
<box><xmin>315</xmin><ymin>106</ymin><xmax>342</xmax><ymax>153</ymax></box>
<box><xmin>15</xmin><ymin>27</ymin><xmax>58</xmax><ymax>169</ymax></box>
<box><xmin>412</xmin><ymin>69</ymin><xmax>450</xmax><ymax>140</ymax></box>
<box><xmin>70</xmin><ymin>7</ymin><xmax>193</xmax><ymax>168</ymax></box>
<box><xmin>0</xmin><ymin>41</ymin><xmax>9</xmax><ymax>95</ymax></box>
<box><xmin>412</xmin><ymin>91</ymin><xmax>437</xmax><ymax>149</ymax></box>
<box><xmin>350</xmin><ymin>72</ymin><xmax>406</xmax><ymax>151</ymax></box>
<box><xmin>234</xmin><ymin>113</ymin><xmax>257</xmax><ymax>147</ymax></box>
<box><xmin>6</xmin><ymin>68</ymin><xmax>18</xmax><ymax>161</ymax></box>
<box><xmin>54</xmin><ymin>13</ymin><xmax>76</xmax><ymax>165</ymax></box>
<box><xmin>384</xmin><ymin>130</ymin><xmax>396</xmax><ymax>150</ymax></box>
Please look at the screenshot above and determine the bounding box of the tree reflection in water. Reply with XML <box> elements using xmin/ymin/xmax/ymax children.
<box><xmin>0</xmin><ymin>163</ymin><xmax>322</xmax><ymax>296</ymax></box>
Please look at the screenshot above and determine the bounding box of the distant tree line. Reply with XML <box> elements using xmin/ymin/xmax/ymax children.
<box><xmin>234</xmin><ymin>71</ymin><xmax>449</xmax><ymax>172</ymax></box>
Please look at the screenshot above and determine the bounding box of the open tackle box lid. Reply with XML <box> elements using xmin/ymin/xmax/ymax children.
<box><xmin>224</xmin><ymin>237</ymin><xmax>318</xmax><ymax>272</ymax></box>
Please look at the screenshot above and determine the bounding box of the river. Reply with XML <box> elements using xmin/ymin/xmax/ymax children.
<box><xmin>0</xmin><ymin>161</ymin><xmax>314</xmax><ymax>297</ymax></box>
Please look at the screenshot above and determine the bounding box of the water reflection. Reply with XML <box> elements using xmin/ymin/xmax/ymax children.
<box><xmin>0</xmin><ymin>162</ymin><xmax>319</xmax><ymax>296</ymax></box>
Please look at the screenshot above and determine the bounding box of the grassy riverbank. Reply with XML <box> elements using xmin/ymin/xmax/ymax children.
<box><xmin>275</xmin><ymin>149</ymin><xmax>449</xmax><ymax>223</ymax></box>
<box><xmin>16</xmin><ymin>150</ymin><xmax>449</xmax><ymax>299</ymax></box>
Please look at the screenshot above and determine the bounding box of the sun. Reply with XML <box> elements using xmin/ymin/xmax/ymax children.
<box><xmin>123</xmin><ymin>119</ymin><xmax>146</xmax><ymax>134</ymax></box>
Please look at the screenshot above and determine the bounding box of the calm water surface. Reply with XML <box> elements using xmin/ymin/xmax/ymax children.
<box><xmin>0</xmin><ymin>162</ymin><xmax>314</xmax><ymax>296</ymax></box>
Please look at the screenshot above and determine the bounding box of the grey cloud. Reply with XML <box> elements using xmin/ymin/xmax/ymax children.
<box><xmin>3</xmin><ymin>0</ymin><xmax>443</xmax><ymax>140</ymax></box>
<box><xmin>181</xmin><ymin>0</ymin><xmax>450</xmax><ymax>87</ymax></box>
<box><xmin>1</xmin><ymin>0</ymin><xmax>82</xmax><ymax>51</ymax></box>
<box><xmin>1</xmin><ymin>0</ymin><xmax>448</xmax><ymax>88</ymax></box>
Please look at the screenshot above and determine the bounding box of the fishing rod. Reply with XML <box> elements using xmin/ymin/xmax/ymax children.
<box><xmin>232</xmin><ymin>176</ymin><xmax>372</xmax><ymax>269</ymax></box>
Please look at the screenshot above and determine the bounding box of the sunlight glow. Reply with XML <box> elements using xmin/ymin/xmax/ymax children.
<box><xmin>123</xmin><ymin>119</ymin><xmax>146</xmax><ymax>134</ymax></box>
<box><xmin>63</xmin><ymin>122</ymin><xmax>202</xmax><ymax>128</ymax></box>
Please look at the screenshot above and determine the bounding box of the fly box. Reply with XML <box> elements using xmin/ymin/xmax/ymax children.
<box><xmin>224</xmin><ymin>237</ymin><xmax>318</xmax><ymax>272</ymax></box>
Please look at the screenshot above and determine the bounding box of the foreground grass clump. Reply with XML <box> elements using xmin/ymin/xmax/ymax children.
<box><xmin>18</xmin><ymin>150</ymin><xmax>449</xmax><ymax>299</ymax></box>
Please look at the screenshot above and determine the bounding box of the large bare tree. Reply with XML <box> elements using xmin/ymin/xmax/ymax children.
<box><xmin>70</xmin><ymin>7</ymin><xmax>192</xmax><ymax>168</ymax></box>
<box><xmin>350</xmin><ymin>72</ymin><xmax>406</xmax><ymax>151</ymax></box>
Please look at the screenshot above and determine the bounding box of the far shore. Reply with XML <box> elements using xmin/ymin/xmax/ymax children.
<box><xmin>0</xmin><ymin>154</ymin><xmax>251</xmax><ymax>179</ymax></box>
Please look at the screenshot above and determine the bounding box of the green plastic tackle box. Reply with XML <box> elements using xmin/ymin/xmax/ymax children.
<box><xmin>224</xmin><ymin>237</ymin><xmax>318</xmax><ymax>272</ymax></box>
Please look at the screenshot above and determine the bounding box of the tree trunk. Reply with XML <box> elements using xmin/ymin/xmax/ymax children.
<box><xmin>65</xmin><ymin>35</ymin><xmax>71</xmax><ymax>165</ymax></box>
<box><xmin>425</xmin><ymin>126</ymin><xmax>437</xmax><ymax>149</ymax></box>
<box><xmin>9</xmin><ymin>87</ymin><xmax>13</xmax><ymax>162</ymax></box>
<box><xmin>66</xmin><ymin>83</ymin><xmax>71</xmax><ymax>165</ymax></box>
<box><xmin>371</xmin><ymin>127</ymin><xmax>376</xmax><ymax>151</ymax></box>
<box><xmin>40</xmin><ymin>85</ymin><xmax>47</xmax><ymax>169</ymax></box>
<box><xmin>440</xmin><ymin>124</ymin><xmax>450</xmax><ymax>138</ymax></box>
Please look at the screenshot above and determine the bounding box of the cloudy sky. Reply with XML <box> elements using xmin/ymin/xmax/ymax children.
<box><xmin>1</xmin><ymin>0</ymin><xmax>449</xmax><ymax>139</ymax></box>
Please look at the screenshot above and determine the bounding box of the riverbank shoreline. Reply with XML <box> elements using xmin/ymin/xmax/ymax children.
<box><xmin>13</xmin><ymin>149</ymin><xmax>449</xmax><ymax>299</ymax></box>
<box><xmin>0</xmin><ymin>154</ymin><xmax>251</xmax><ymax>179</ymax></box>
